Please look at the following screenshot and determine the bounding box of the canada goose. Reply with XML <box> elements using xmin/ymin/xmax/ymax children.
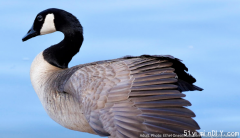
<box><xmin>22</xmin><ymin>8</ymin><xmax>203</xmax><ymax>138</ymax></box>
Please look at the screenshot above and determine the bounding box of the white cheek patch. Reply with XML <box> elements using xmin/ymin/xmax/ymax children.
<box><xmin>40</xmin><ymin>14</ymin><xmax>56</xmax><ymax>35</ymax></box>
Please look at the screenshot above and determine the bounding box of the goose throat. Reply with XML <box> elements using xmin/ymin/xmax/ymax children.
<box><xmin>43</xmin><ymin>31</ymin><xmax>83</xmax><ymax>69</ymax></box>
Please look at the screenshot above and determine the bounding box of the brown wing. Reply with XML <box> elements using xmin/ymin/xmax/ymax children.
<box><xmin>64</xmin><ymin>55</ymin><xmax>202</xmax><ymax>138</ymax></box>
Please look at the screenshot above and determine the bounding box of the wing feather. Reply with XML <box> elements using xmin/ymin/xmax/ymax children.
<box><xmin>63</xmin><ymin>55</ymin><xmax>203</xmax><ymax>137</ymax></box>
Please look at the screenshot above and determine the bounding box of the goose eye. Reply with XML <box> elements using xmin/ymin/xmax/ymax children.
<box><xmin>37</xmin><ymin>15</ymin><xmax>43</xmax><ymax>21</ymax></box>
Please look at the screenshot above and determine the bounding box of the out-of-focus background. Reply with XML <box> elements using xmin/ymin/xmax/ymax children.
<box><xmin>0</xmin><ymin>0</ymin><xmax>239</xmax><ymax>138</ymax></box>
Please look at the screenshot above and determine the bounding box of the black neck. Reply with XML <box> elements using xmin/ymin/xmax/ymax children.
<box><xmin>43</xmin><ymin>31</ymin><xmax>83</xmax><ymax>69</ymax></box>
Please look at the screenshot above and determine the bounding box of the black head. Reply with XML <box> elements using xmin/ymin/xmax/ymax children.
<box><xmin>22</xmin><ymin>8</ymin><xmax>83</xmax><ymax>41</ymax></box>
<box><xmin>22</xmin><ymin>8</ymin><xmax>84</xmax><ymax>69</ymax></box>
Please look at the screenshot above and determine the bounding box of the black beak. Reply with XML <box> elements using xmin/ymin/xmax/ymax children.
<box><xmin>22</xmin><ymin>25</ymin><xmax>38</xmax><ymax>42</ymax></box>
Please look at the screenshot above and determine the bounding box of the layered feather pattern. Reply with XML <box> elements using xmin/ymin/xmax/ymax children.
<box><xmin>63</xmin><ymin>55</ymin><xmax>202</xmax><ymax>138</ymax></box>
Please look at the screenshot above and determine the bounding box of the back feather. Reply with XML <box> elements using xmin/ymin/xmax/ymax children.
<box><xmin>63</xmin><ymin>55</ymin><xmax>203</xmax><ymax>138</ymax></box>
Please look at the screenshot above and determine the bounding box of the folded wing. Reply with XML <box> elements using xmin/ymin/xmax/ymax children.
<box><xmin>64</xmin><ymin>55</ymin><xmax>202</xmax><ymax>138</ymax></box>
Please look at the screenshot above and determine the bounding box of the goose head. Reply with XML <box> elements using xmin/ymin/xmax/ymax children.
<box><xmin>22</xmin><ymin>8</ymin><xmax>83</xmax><ymax>41</ymax></box>
<box><xmin>22</xmin><ymin>8</ymin><xmax>84</xmax><ymax>69</ymax></box>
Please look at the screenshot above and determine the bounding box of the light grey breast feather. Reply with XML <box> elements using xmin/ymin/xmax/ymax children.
<box><xmin>53</xmin><ymin>55</ymin><xmax>201</xmax><ymax>138</ymax></box>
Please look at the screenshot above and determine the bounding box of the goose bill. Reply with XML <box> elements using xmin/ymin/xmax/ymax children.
<box><xmin>22</xmin><ymin>25</ymin><xmax>38</xmax><ymax>41</ymax></box>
